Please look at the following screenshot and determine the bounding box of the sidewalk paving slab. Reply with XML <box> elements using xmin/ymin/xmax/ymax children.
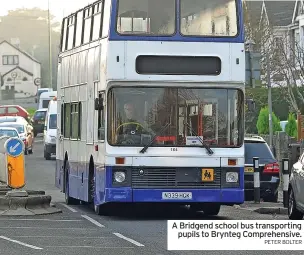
<box><xmin>233</xmin><ymin>201</ymin><xmax>288</xmax><ymax>215</ymax></box>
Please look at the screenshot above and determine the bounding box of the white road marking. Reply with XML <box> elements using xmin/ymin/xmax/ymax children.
<box><xmin>0</xmin><ymin>219</ymin><xmax>81</xmax><ymax>222</ymax></box>
<box><xmin>0</xmin><ymin>227</ymin><xmax>95</xmax><ymax>230</ymax></box>
<box><xmin>14</xmin><ymin>236</ymin><xmax>115</xmax><ymax>239</ymax></box>
<box><xmin>81</xmin><ymin>215</ymin><xmax>105</xmax><ymax>228</ymax></box>
<box><xmin>44</xmin><ymin>246</ymin><xmax>134</xmax><ymax>249</ymax></box>
<box><xmin>0</xmin><ymin>235</ymin><xmax>43</xmax><ymax>250</ymax></box>
<box><xmin>113</xmin><ymin>232</ymin><xmax>144</xmax><ymax>247</ymax></box>
<box><xmin>60</xmin><ymin>203</ymin><xmax>78</xmax><ymax>212</ymax></box>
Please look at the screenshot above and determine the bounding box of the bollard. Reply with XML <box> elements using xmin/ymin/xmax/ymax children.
<box><xmin>282</xmin><ymin>158</ymin><xmax>289</xmax><ymax>208</ymax></box>
<box><xmin>4</xmin><ymin>137</ymin><xmax>25</xmax><ymax>189</ymax></box>
<box><xmin>253</xmin><ymin>157</ymin><xmax>260</xmax><ymax>203</ymax></box>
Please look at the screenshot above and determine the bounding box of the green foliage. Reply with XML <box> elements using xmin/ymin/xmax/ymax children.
<box><xmin>285</xmin><ymin>113</ymin><xmax>297</xmax><ymax>138</ymax></box>
<box><xmin>26</xmin><ymin>108</ymin><xmax>36</xmax><ymax>117</ymax></box>
<box><xmin>256</xmin><ymin>107</ymin><xmax>282</xmax><ymax>135</ymax></box>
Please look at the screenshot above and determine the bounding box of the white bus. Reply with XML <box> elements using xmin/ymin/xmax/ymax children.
<box><xmin>56</xmin><ymin>0</ymin><xmax>246</xmax><ymax>216</ymax></box>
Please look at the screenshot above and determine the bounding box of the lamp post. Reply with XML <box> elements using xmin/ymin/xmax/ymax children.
<box><xmin>48</xmin><ymin>0</ymin><xmax>52</xmax><ymax>89</ymax></box>
<box><xmin>266</xmin><ymin>51</ymin><xmax>273</xmax><ymax>153</ymax></box>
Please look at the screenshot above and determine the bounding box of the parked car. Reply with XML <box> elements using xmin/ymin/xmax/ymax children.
<box><xmin>0</xmin><ymin>116</ymin><xmax>33</xmax><ymax>127</ymax></box>
<box><xmin>0</xmin><ymin>122</ymin><xmax>34</xmax><ymax>155</ymax></box>
<box><xmin>0</xmin><ymin>105</ymin><xmax>30</xmax><ymax>121</ymax></box>
<box><xmin>0</xmin><ymin>127</ymin><xmax>20</xmax><ymax>138</ymax></box>
<box><xmin>32</xmin><ymin>109</ymin><xmax>47</xmax><ymax>137</ymax></box>
<box><xmin>288</xmin><ymin>153</ymin><xmax>304</xmax><ymax>220</ymax></box>
<box><xmin>244</xmin><ymin>136</ymin><xmax>280</xmax><ymax>202</ymax></box>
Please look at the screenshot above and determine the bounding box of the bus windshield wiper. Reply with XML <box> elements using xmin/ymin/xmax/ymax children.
<box><xmin>139</xmin><ymin>122</ymin><xmax>171</xmax><ymax>154</ymax></box>
<box><xmin>184</xmin><ymin>121</ymin><xmax>214</xmax><ymax>156</ymax></box>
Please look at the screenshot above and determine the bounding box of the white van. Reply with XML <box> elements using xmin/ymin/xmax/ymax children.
<box><xmin>39</xmin><ymin>91</ymin><xmax>57</xmax><ymax>109</ymax></box>
<box><xmin>44</xmin><ymin>98</ymin><xmax>57</xmax><ymax>160</ymax></box>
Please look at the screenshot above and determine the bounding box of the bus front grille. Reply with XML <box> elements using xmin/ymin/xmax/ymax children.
<box><xmin>131</xmin><ymin>168</ymin><xmax>221</xmax><ymax>189</ymax></box>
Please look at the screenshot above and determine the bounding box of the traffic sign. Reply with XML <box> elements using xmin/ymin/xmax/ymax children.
<box><xmin>6</xmin><ymin>154</ymin><xmax>25</xmax><ymax>189</ymax></box>
<box><xmin>34</xmin><ymin>78</ymin><xmax>41</xmax><ymax>86</ymax></box>
<box><xmin>11</xmin><ymin>72</ymin><xmax>17</xmax><ymax>79</ymax></box>
<box><xmin>4</xmin><ymin>137</ymin><xmax>24</xmax><ymax>157</ymax></box>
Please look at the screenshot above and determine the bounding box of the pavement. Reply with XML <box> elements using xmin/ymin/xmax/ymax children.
<box><xmin>0</xmin><ymin>136</ymin><xmax>300</xmax><ymax>255</ymax></box>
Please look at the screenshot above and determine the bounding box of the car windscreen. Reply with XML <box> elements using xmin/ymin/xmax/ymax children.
<box><xmin>0</xmin><ymin>129</ymin><xmax>18</xmax><ymax>137</ymax></box>
<box><xmin>245</xmin><ymin>141</ymin><xmax>275</xmax><ymax>165</ymax></box>
<box><xmin>0</xmin><ymin>124</ymin><xmax>24</xmax><ymax>133</ymax></box>
<box><xmin>0</xmin><ymin>118</ymin><xmax>17</xmax><ymax>123</ymax></box>
<box><xmin>34</xmin><ymin>111</ymin><xmax>46</xmax><ymax>120</ymax></box>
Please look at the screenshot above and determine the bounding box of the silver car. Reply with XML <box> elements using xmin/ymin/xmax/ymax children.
<box><xmin>288</xmin><ymin>155</ymin><xmax>304</xmax><ymax>220</ymax></box>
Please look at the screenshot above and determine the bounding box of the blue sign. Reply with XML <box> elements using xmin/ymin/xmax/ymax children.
<box><xmin>5</xmin><ymin>138</ymin><xmax>24</xmax><ymax>157</ymax></box>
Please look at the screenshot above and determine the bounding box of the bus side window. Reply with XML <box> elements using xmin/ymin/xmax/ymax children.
<box><xmin>98</xmin><ymin>92</ymin><xmax>105</xmax><ymax>140</ymax></box>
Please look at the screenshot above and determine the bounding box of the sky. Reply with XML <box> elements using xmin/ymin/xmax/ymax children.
<box><xmin>0</xmin><ymin>0</ymin><xmax>96</xmax><ymax>22</ymax></box>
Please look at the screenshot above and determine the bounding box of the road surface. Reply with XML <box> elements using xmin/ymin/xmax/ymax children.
<box><xmin>0</xmin><ymin>139</ymin><xmax>299</xmax><ymax>255</ymax></box>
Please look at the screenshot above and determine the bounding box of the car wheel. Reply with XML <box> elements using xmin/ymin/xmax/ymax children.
<box><xmin>44</xmin><ymin>150</ymin><xmax>51</xmax><ymax>160</ymax></box>
<box><xmin>288</xmin><ymin>187</ymin><xmax>303</xmax><ymax>220</ymax></box>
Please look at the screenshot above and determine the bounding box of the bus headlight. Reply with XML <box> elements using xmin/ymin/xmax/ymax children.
<box><xmin>226</xmin><ymin>172</ymin><xmax>238</xmax><ymax>183</ymax></box>
<box><xmin>114</xmin><ymin>172</ymin><xmax>126</xmax><ymax>183</ymax></box>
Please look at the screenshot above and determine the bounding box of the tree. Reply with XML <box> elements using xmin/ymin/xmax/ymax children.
<box><xmin>0</xmin><ymin>8</ymin><xmax>61</xmax><ymax>89</ymax></box>
<box><xmin>256</xmin><ymin>107</ymin><xmax>282</xmax><ymax>135</ymax></box>
<box><xmin>285</xmin><ymin>113</ymin><xmax>297</xmax><ymax>138</ymax></box>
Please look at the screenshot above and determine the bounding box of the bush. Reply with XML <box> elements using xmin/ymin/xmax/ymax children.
<box><xmin>285</xmin><ymin>113</ymin><xmax>297</xmax><ymax>138</ymax></box>
<box><xmin>256</xmin><ymin>107</ymin><xmax>282</xmax><ymax>135</ymax></box>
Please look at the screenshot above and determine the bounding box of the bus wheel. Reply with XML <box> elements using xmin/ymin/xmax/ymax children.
<box><xmin>64</xmin><ymin>162</ymin><xmax>79</xmax><ymax>205</ymax></box>
<box><xmin>94</xmin><ymin>204</ymin><xmax>109</xmax><ymax>216</ymax></box>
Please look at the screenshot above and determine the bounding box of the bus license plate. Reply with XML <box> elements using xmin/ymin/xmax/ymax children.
<box><xmin>162</xmin><ymin>192</ymin><xmax>192</xmax><ymax>200</ymax></box>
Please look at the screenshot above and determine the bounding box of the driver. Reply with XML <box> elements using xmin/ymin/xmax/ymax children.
<box><xmin>117</xmin><ymin>102</ymin><xmax>144</xmax><ymax>135</ymax></box>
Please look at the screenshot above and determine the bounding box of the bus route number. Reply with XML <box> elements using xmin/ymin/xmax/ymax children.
<box><xmin>171</xmin><ymin>148</ymin><xmax>178</xmax><ymax>151</ymax></box>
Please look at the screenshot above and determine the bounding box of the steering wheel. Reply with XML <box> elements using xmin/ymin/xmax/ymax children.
<box><xmin>115</xmin><ymin>122</ymin><xmax>145</xmax><ymax>136</ymax></box>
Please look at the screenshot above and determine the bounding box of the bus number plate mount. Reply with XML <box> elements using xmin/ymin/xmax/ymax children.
<box><xmin>162</xmin><ymin>192</ymin><xmax>192</xmax><ymax>200</ymax></box>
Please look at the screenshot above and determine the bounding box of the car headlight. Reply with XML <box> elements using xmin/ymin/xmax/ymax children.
<box><xmin>114</xmin><ymin>172</ymin><xmax>126</xmax><ymax>183</ymax></box>
<box><xmin>226</xmin><ymin>172</ymin><xmax>238</xmax><ymax>183</ymax></box>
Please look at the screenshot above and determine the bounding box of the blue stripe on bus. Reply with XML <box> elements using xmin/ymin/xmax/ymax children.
<box><xmin>56</xmin><ymin>160</ymin><xmax>244</xmax><ymax>205</ymax></box>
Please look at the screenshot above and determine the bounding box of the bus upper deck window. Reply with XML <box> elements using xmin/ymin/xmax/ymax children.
<box><xmin>116</xmin><ymin>0</ymin><xmax>176</xmax><ymax>36</ymax></box>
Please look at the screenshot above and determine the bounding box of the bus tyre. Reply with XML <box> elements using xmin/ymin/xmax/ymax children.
<box><xmin>65</xmin><ymin>163</ymin><xmax>79</xmax><ymax>205</ymax></box>
<box><xmin>288</xmin><ymin>187</ymin><xmax>303</xmax><ymax>220</ymax></box>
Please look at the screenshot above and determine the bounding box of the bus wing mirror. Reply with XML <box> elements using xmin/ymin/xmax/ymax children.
<box><xmin>95</xmin><ymin>98</ymin><xmax>104</xmax><ymax>111</ymax></box>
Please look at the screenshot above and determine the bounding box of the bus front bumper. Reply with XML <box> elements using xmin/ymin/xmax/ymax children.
<box><xmin>97</xmin><ymin>188</ymin><xmax>244</xmax><ymax>205</ymax></box>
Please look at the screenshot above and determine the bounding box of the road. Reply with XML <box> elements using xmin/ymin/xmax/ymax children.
<box><xmin>0</xmin><ymin>138</ymin><xmax>300</xmax><ymax>255</ymax></box>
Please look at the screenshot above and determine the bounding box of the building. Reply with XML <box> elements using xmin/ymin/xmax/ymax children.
<box><xmin>0</xmin><ymin>40</ymin><xmax>41</xmax><ymax>99</ymax></box>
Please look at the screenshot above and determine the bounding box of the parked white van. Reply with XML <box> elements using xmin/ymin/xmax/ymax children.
<box><xmin>39</xmin><ymin>91</ymin><xmax>57</xmax><ymax>109</ymax></box>
<box><xmin>44</xmin><ymin>98</ymin><xmax>57</xmax><ymax>160</ymax></box>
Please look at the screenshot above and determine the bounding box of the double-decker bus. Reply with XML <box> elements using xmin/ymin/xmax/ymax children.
<box><xmin>56</xmin><ymin>0</ymin><xmax>245</xmax><ymax>215</ymax></box>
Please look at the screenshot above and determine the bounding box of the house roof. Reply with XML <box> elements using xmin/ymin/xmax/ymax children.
<box><xmin>244</xmin><ymin>0</ymin><xmax>296</xmax><ymax>28</ymax></box>
<box><xmin>0</xmin><ymin>40</ymin><xmax>41</xmax><ymax>64</ymax></box>
<box><xmin>2</xmin><ymin>66</ymin><xmax>33</xmax><ymax>77</ymax></box>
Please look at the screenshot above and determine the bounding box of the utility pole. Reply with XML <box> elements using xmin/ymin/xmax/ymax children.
<box><xmin>266</xmin><ymin>52</ymin><xmax>273</xmax><ymax>153</ymax></box>
<box><xmin>48</xmin><ymin>0</ymin><xmax>52</xmax><ymax>89</ymax></box>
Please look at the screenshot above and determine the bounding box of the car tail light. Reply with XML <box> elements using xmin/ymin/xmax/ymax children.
<box><xmin>263</xmin><ymin>162</ymin><xmax>280</xmax><ymax>173</ymax></box>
